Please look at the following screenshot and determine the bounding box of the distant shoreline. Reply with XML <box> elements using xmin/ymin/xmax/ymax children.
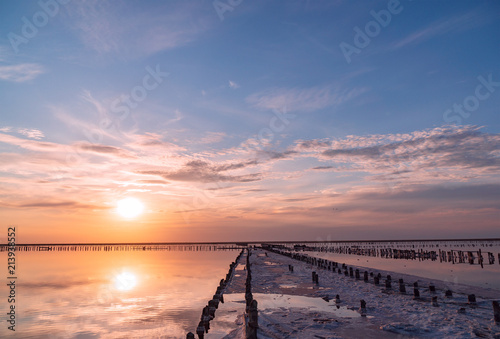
<box><xmin>3</xmin><ymin>238</ymin><xmax>500</xmax><ymax>246</ymax></box>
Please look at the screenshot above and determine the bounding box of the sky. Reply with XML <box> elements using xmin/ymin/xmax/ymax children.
<box><xmin>0</xmin><ymin>0</ymin><xmax>499</xmax><ymax>243</ymax></box>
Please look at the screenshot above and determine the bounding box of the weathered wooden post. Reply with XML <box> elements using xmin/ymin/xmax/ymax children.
<box><xmin>349</xmin><ymin>267</ymin><xmax>354</xmax><ymax>277</ymax></box>
<box><xmin>364</xmin><ymin>271</ymin><xmax>369</xmax><ymax>282</ymax></box>
<box><xmin>359</xmin><ymin>299</ymin><xmax>367</xmax><ymax>316</ymax></box>
<box><xmin>208</xmin><ymin>300</ymin><xmax>217</xmax><ymax>317</ymax></box>
<box><xmin>413</xmin><ymin>288</ymin><xmax>420</xmax><ymax>299</ymax></box>
<box><xmin>468</xmin><ymin>294</ymin><xmax>476</xmax><ymax>304</ymax></box>
<box><xmin>201</xmin><ymin>306</ymin><xmax>211</xmax><ymax>330</ymax></box>
<box><xmin>374</xmin><ymin>276</ymin><xmax>380</xmax><ymax>285</ymax></box>
<box><xmin>187</xmin><ymin>332</ymin><xmax>195</xmax><ymax>339</ymax></box>
<box><xmin>335</xmin><ymin>294</ymin><xmax>341</xmax><ymax>303</ymax></box>
<box><xmin>445</xmin><ymin>290</ymin><xmax>453</xmax><ymax>298</ymax></box>
<box><xmin>196</xmin><ymin>321</ymin><xmax>205</xmax><ymax>339</ymax></box>
<box><xmin>493</xmin><ymin>301</ymin><xmax>500</xmax><ymax>323</ymax></box>
<box><xmin>429</xmin><ymin>284</ymin><xmax>436</xmax><ymax>293</ymax></box>
<box><xmin>399</xmin><ymin>279</ymin><xmax>406</xmax><ymax>293</ymax></box>
<box><xmin>431</xmin><ymin>296</ymin><xmax>439</xmax><ymax>307</ymax></box>
<box><xmin>385</xmin><ymin>278</ymin><xmax>392</xmax><ymax>289</ymax></box>
<box><xmin>312</xmin><ymin>271</ymin><xmax>316</xmax><ymax>282</ymax></box>
<box><xmin>246</xmin><ymin>299</ymin><xmax>258</xmax><ymax>339</ymax></box>
<box><xmin>355</xmin><ymin>269</ymin><xmax>360</xmax><ymax>280</ymax></box>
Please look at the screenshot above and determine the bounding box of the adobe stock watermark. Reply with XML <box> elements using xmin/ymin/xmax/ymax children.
<box><xmin>443</xmin><ymin>74</ymin><xmax>499</xmax><ymax>124</ymax></box>
<box><xmin>7</xmin><ymin>0</ymin><xmax>71</xmax><ymax>54</ymax></box>
<box><xmin>213</xmin><ymin>0</ymin><xmax>243</xmax><ymax>21</ymax></box>
<box><xmin>55</xmin><ymin>64</ymin><xmax>168</xmax><ymax>174</ymax></box>
<box><xmin>339</xmin><ymin>0</ymin><xmax>410</xmax><ymax>64</ymax></box>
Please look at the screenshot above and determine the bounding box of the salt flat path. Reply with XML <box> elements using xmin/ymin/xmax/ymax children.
<box><xmin>218</xmin><ymin>248</ymin><xmax>499</xmax><ymax>338</ymax></box>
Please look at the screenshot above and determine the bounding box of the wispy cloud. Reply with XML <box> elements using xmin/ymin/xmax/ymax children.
<box><xmin>392</xmin><ymin>11</ymin><xmax>489</xmax><ymax>50</ymax></box>
<box><xmin>229</xmin><ymin>80</ymin><xmax>239</xmax><ymax>89</ymax></box>
<box><xmin>0</xmin><ymin>63</ymin><xmax>45</xmax><ymax>82</ymax></box>
<box><xmin>138</xmin><ymin>159</ymin><xmax>260</xmax><ymax>183</ymax></box>
<box><xmin>299</xmin><ymin>125</ymin><xmax>500</xmax><ymax>184</ymax></box>
<box><xmin>17</xmin><ymin>128</ymin><xmax>45</xmax><ymax>140</ymax></box>
<box><xmin>247</xmin><ymin>85</ymin><xmax>366</xmax><ymax>112</ymax></box>
<box><xmin>66</xmin><ymin>1</ymin><xmax>210</xmax><ymax>58</ymax></box>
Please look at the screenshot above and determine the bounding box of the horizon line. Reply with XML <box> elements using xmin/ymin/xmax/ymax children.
<box><xmin>3</xmin><ymin>237</ymin><xmax>500</xmax><ymax>246</ymax></box>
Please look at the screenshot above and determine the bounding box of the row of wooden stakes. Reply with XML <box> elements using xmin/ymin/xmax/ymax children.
<box><xmin>266</xmin><ymin>247</ymin><xmax>500</xmax><ymax>324</ymax></box>
<box><xmin>187</xmin><ymin>249</ymin><xmax>245</xmax><ymax>339</ymax></box>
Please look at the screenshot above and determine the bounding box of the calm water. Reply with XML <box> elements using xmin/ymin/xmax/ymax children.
<box><xmin>304</xmin><ymin>240</ymin><xmax>500</xmax><ymax>291</ymax></box>
<box><xmin>1</xmin><ymin>248</ymin><xmax>241</xmax><ymax>338</ymax></box>
<box><xmin>2</xmin><ymin>240</ymin><xmax>499</xmax><ymax>338</ymax></box>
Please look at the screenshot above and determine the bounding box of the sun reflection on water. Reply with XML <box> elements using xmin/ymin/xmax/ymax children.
<box><xmin>114</xmin><ymin>271</ymin><xmax>138</xmax><ymax>291</ymax></box>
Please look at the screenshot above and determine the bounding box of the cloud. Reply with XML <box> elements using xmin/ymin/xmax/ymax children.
<box><xmin>0</xmin><ymin>132</ymin><xmax>62</xmax><ymax>152</ymax></box>
<box><xmin>0</xmin><ymin>126</ymin><xmax>12</xmax><ymax>132</ymax></box>
<box><xmin>312</xmin><ymin>166</ymin><xmax>335</xmax><ymax>170</ymax></box>
<box><xmin>0</xmin><ymin>63</ymin><xmax>45</xmax><ymax>82</ymax></box>
<box><xmin>392</xmin><ymin>11</ymin><xmax>489</xmax><ymax>50</ymax></box>
<box><xmin>17</xmin><ymin>128</ymin><xmax>45</xmax><ymax>140</ymax></box>
<box><xmin>137</xmin><ymin>159</ymin><xmax>261</xmax><ymax>183</ymax></box>
<box><xmin>77</xmin><ymin>143</ymin><xmax>133</xmax><ymax>158</ymax></box>
<box><xmin>200</xmin><ymin>132</ymin><xmax>226</xmax><ymax>144</ymax></box>
<box><xmin>296</xmin><ymin>125</ymin><xmax>500</xmax><ymax>184</ymax></box>
<box><xmin>247</xmin><ymin>85</ymin><xmax>366</xmax><ymax>112</ymax></box>
<box><xmin>66</xmin><ymin>1</ymin><xmax>209</xmax><ymax>58</ymax></box>
<box><xmin>1</xmin><ymin>200</ymin><xmax>108</xmax><ymax>210</ymax></box>
<box><xmin>229</xmin><ymin>80</ymin><xmax>240</xmax><ymax>89</ymax></box>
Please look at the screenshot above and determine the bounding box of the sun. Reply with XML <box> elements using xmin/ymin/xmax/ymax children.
<box><xmin>116</xmin><ymin>197</ymin><xmax>144</xmax><ymax>218</ymax></box>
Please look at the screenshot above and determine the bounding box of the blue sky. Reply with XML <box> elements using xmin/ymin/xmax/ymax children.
<box><xmin>0</xmin><ymin>0</ymin><xmax>499</xmax><ymax>242</ymax></box>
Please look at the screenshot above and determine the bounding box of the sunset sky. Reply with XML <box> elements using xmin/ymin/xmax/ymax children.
<box><xmin>0</xmin><ymin>0</ymin><xmax>499</xmax><ymax>243</ymax></box>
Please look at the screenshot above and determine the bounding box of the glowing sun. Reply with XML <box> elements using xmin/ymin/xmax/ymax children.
<box><xmin>116</xmin><ymin>197</ymin><xmax>144</xmax><ymax>218</ymax></box>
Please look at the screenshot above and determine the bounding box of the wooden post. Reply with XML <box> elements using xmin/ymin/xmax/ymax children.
<box><xmin>335</xmin><ymin>294</ymin><xmax>340</xmax><ymax>303</ymax></box>
<box><xmin>413</xmin><ymin>288</ymin><xmax>420</xmax><ymax>299</ymax></box>
<box><xmin>355</xmin><ymin>269</ymin><xmax>360</xmax><ymax>280</ymax></box>
<box><xmin>187</xmin><ymin>333</ymin><xmax>195</xmax><ymax>339</ymax></box>
<box><xmin>399</xmin><ymin>279</ymin><xmax>406</xmax><ymax>293</ymax></box>
<box><xmin>196</xmin><ymin>321</ymin><xmax>205</xmax><ymax>339</ymax></box>
<box><xmin>493</xmin><ymin>301</ymin><xmax>500</xmax><ymax>323</ymax></box>
<box><xmin>364</xmin><ymin>271</ymin><xmax>369</xmax><ymax>282</ymax></box>
<box><xmin>246</xmin><ymin>300</ymin><xmax>258</xmax><ymax>339</ymax></box>
<box><xmin>432</xmin><ymin>296</ymin><xmax>439</xmax><ymax>307</ymax></box>
<box><xmin>468</xmin><ymin>294</ymin><xmax>476</xmax><ymax>304</ymax></box>
<box><xmin>374</xmin><ymin>276</ymin><xmax>380</xmax><ymax>285</ymax></box>
<box><xmin>385</xmin><ymin>279</ymin><xmax>392</xmax><ymax>289</ymax></box>
<box><xmin>445</xmin><ymin>290</ymin><xmax>453</xmax><ymax>298</ymax></box>
<box><xmin>429</xmin><ymin>284</ymin><xmax>436</xmax><ymax>293</ymax></box>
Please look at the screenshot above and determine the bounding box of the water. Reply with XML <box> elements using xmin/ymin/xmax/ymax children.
<box><xmin>281</xmin><ymin>240</ymin><xmax>500</xmax><ymax>291</ymax></box>
<box><xmin>0</xmin><ymin>247</ymin><xmax>241</xmax><ymax>338</ymax></box>
<box><xmin>2</xmin><ymin>240</ymin><xmax>499</xmax><ymax>338</ymax></box>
